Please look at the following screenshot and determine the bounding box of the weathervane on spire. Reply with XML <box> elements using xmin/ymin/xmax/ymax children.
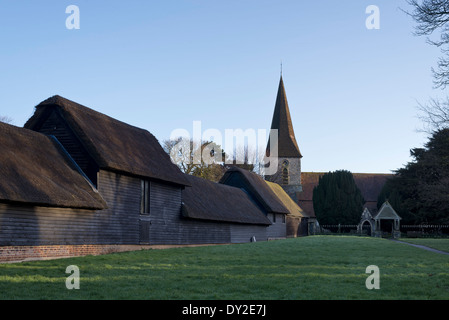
<box><xmin>280</xmin><ymin>61</ymin><xmax>283</xmax><ymax>77</ymax></box>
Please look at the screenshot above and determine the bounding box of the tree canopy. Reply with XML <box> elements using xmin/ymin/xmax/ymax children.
<box><xmin>312</xmin><ymin>170</ymin><xmax>365</xmax><ymax>225</ymax></box>
<box><xmin>404</xmin><ymin>1</ymin><xmax>449</xmax><ymax>132</ymax></box>
<box><xmin>163</xmin><ymin>137</ymin><xmax>264</xmax><ymax>182</ymax></box>
<box><xmin>163</xmin><ymin>138</ymin><xmax>228</xmax><ymax>182</ymax></box>
<box><xmin>405</xmin><ymin>0</ymin><xmax>449</xmax><ymax>88</ymax></box>
<box><xmin>378</xmin><ymin>128</ymin><xmax>449</xmax><ymax>224</ymax></box>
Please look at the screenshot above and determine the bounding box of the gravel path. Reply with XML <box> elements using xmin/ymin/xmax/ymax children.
<box><xmin>391</xmin><ymin>239</ymin><xmax>449</xmax><ymax>256</ymax></box>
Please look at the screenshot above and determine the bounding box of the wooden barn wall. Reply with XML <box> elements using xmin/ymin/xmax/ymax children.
<box><xmin>220</xmin><ymin>174</ymin><xmax>287</xmax><ymax>239</ymax></box>
<box><xmin>230</xmin><ymin>224</ymin><xmax>267</xmax><ymax>243</ymax></box>
<box><xmin>145</xmin><ymin>181</ymin><xmax>232</xmax><ymax>244</ymax></box>
<box><xmin>0</xmin><ymin>203</ymin><xmax>99</xmax><ymax>246</ymax></box>
<box><xmin>97</xmin><ymin>170</ymin><xmax>141</xmax><ymax>244</ymax></box>
<box><xmin>35</xmin><ymin>108</ymin><xmax>99</xmax><ymax>186</ymax></box>
<box><xmin>266</xmin><ymin>213</ymin><xmax>287</xmax><ymax>239</ymax></box>
<box><xmin>0</xmin><ymin>168</ymin><xmax>270</xmax><ymax>246</ymax></box>
<box><xmin>0</xmin><ymin>170</ymin><xmax>142</xmax><ymax>246</ymax></box>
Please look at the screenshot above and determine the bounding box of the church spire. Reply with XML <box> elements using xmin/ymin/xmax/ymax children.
<box><xmin>266</xmin><ymin>75</ymin><xmax>302</xmax><ymax>158</ymax></box>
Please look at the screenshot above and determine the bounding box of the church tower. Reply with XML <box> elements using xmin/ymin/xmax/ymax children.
<box><xmin>265</xmin><ymin>75</ymin><xmax>303</xmax><ymax>202</ymax></box>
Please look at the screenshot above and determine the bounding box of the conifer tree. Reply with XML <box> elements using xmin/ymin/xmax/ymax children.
<box><xmin>312</xmin><ymin>170</ymin><xmax>365</xmax><ymax>225</ymax></box>
<box><xmin>378</xmin><ymin>128</ymin><xmax>449</xmax><ymax>224</ymax></box>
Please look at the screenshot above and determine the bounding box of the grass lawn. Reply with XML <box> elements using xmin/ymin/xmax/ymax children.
<box><xmin>0</xmin><ymin>236</ymin><xmax>448</xmax><ymax>300</ymax></box>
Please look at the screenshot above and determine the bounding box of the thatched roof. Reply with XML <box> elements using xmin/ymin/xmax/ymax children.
<box><xmin>265</xmin><ymin>181</ymin><xmax>305</xmax><ymax>218</ymax></box>
<box><xmin>0</xmin><ymin>122</ymin><xmax>107</xmax><ymax>209</ymax></box>
<box><xmin>25</xmin><ymin>95</ymin><xmax>190</xmax><ymax>187</ymax></box>
<box><xmin>181</xmin><ymin>174</ymin><xmax>271</xmax><ymax>225</ymax></box>
<box><xmin>219</xmin><ymin>166</ymin><xmax>290</xmax><ymax>215</ymax></box>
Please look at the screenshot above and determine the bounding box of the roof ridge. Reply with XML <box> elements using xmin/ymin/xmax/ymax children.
<box><xmin>0</xmin><ymin>121</ymin><xmax>107</xmax><ymax>209</ymax></box>
<box><xmin>38</xmin><ymin>95</ymin><xmax>153</xmax><ymax>136</ymax></box>
<box><xmin>28</xmin><ymin>95</ymin><xmax>190</xmax><ymax>187</ymax></box>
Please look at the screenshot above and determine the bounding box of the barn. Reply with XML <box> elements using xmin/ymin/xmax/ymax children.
<box><xmin>219</xmin><ymin>166</ymin><xmax>306</xmax><ymax>239</ymax></box>
<box><xmin>0</xmin><ymin>121</ymin><xmax>110</xmax><ymax>261</ymax></box>
<box><xmin>0</xmin><ymin>95</ymin><xmax>285</xmax><ymax>262</ymax></box>
<box><xmin>181</xmin><ymin>174</ymin><xmax>271</xmax><ymax>243</ymax></box>
<box><xmin>23</xmin><ymin>95</ymin><xmax>193</xmax><ymax>247</ymax></box>
<box><xmin>265</xmin><ymin>181</ymin><xmax>314</xmax><ymax>237</ymax></box>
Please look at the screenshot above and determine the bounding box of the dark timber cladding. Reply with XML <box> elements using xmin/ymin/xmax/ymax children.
<box><xmin>22</xmin><ymin>95</ymin><xmax>190</xmax><ymax>246</ymax></box>
<box><xmin>97</xmin><ymin>170</ymin><xmax>141</xmax><ymax>244</ymax></box>
<box><xmin>25</xmin><ymin>105</ymin><xmax>99</xmax><ymax>186</ymax></box>
<box><xmin>181</xmin><ymin>174</ymin><xmax>271</xmax><ymax>243</ymax></box>
<box><xmin>2</xmin><ymin>94</ymin><xmax>294</xmax><ymax>253</ymax></box>
<box><xmin>219</xmin><ymin>166</ymin><xmax>289</xmax><ymax>239</ymax></box>
<box><xmin>0</xmin><ymin>122</ymin><xmax>106</xmax><ymax>246</ymax></box>
<box><xmin>142</xmin><ymin>175</ymin><xmax>269</xmax><ymax>245</ymax></box>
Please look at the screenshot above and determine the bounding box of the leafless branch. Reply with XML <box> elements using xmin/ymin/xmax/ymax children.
<box><xmin>0</xmin><ymin>116</ymin><xmax>13</xmax><ymax>124</ymax></box>
<box><xmin>404</xmin><ymin>0</ymin><xmax>449</xmax><ymax>88</ymax></box>
<box><xmin>416</xmin><ymin>97</ymin><xmax>449</xmax><ymax>133</ymax></box>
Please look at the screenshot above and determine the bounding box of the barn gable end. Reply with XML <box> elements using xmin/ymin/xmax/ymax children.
<box><xmin>220</xmin><ymin>166</ymin><xmax>290</xmax><ymax>239</ymax></box>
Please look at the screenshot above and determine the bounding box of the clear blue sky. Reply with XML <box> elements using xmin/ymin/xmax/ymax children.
<box><xmin>0</xmin><ymin>0</ymin><xmax>444</xmax><ymax>173</ymax></box>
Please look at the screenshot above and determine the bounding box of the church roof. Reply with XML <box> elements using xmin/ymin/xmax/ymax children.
<box><xmin>374</xmin><ymin>201</ymin><xmax>401</xmax><ymax>220</ymax></box>
<box><xmin>266</xmin><ymin>76</ymin><xmax>302</xmax><ymax>158</ymax></box>
<box><xmin>297</xmin><ymin>172</ymin><xmax>393</xmax><ymax>217</ymax></box>
<box><xmin>298</xmin><ymin>172</ymin><xmax>392</xmax><ymax>203</ymax></box>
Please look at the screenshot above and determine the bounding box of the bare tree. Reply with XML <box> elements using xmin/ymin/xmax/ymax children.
<box><xmin>163</xmin><ymin>138</ymin><xmax>199</xmax><ymax>174</ymax></box>
<box><xmin>404</xmin><ymin>0</ymin><xmax>449</xmax><ymax>88</ymax></box>
<box><xmin>227</xmin><ymin>143</ymin><xmax>266</xmax><ymax>175</ymax></box>
<box><xmin>163</xmin><ymin>137</ymin><xmax>228</xmax><ymax>182</ymax></box>
<box><xmin>0</xmin><ymin>116</ymin><xmax>13</xmax><ymax>124</ymax></box>
<box><xmin>417</xmin><ymin>97</ymin><xmax>449</xmax><ymax>133</ymax></box>
<box><xmin>403</xmin><ymin>1</ymin><xmax>449</xmax><ymax>132</ymax></box>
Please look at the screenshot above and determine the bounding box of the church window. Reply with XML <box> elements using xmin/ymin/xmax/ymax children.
<box><xmin>282</xmin><ymin>167</ymin><xmax>289</xmax><ymax>185</ymax></box>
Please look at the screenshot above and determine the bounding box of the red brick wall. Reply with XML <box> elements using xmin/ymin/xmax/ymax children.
<box><xmin>0</xmin><ymin>244</ymin><xmax>218</xmax><ymax>263</ymax></box>
<box><xmin>0</xmin><ymin>244</ymin><xmax>147</xmax><ymax>263</ymax></box>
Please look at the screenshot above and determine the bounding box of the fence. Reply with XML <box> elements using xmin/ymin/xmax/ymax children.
<box><xmin>401</xmin><ymin>225</ymin><xmax>449</xmax><ymax>237</ymax></box>
<box><xmin>319</xmin><ymin>224</ymin><xmax>449</xmax><ymax>237</ymax></box>
<box><xmin>320</xmin><ymin>224</ymin><xmax>359</xmax><ymax>234</ymax></box>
